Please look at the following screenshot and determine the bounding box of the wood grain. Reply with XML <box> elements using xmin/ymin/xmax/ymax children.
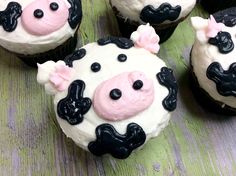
<box><xmin>0</xmin><ymin>1</ymin><xmax>236</xmax><ymax>175</ymax></box>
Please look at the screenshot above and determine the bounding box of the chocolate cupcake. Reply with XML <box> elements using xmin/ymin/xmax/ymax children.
<box><xmin>37</xmin><ymin>24</ymin><xmax>178</xmax><ymax>159</ymax></box>
<box><xmin>0</xmin><ymin>0</ymin><xmax>82</xmax><ymax>67</ymax></box>
<box><xmin>190</xmin><ymin>7</ymin><xmax>236</xmax><ymax>114</ymax></box>
<box><xmin>110</xmin><ymin>0</ymin><xmax>197</xmax><ymax>43</ymax></box>
<box><xmin>200</xmin><ymin>0</ymin><xmax>236</xmax><ymax>13</ymax></box>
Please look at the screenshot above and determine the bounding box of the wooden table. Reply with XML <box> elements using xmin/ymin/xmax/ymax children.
<box><xmin>0</xmin><ymin>1</ymin><xmax>235</xmax><ymax>175</ymax></box>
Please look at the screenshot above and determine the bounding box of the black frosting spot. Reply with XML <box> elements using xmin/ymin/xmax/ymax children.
<box><xmin>57</xmin><ymin>80</ymin><xmax>92</xmax><ymax>125</ymax></box>
<box><xmin>67</xmin><ymin>0</ymin><xmax>82</xmax><ymax>29</ymax></box>
<box><xmin>213</xmin><ymin>7</ymin><xmax>236</xmax><ymax>27</ymax></box>
<box><xmin>156</xmin><ymin>67</ymin><xmax>178</xmax><ymax>111</ymax></box>
<box><xmin>34</xmin><ymin>9</ymin><xmax>44</xmax><ymax>18</ymax></box>
<box><xmin>110</xmin><ymin>88</ymin><xmax>122</xmax><ymax>100</ymax></box>
<box><xmin>140</xmin><ymin>3</ymin><xmax>181</xmax><ymax>24</ymax></box>
<box><xmin>133</xmin><ymin>80</ymin><xmax>143</xmax><ymax>90</ymax></box>
<box><xmin>117</xmin><ymin>54</ymin><xmax>127</xmax><ymax>62</ymax></box>
<box><xmin>64</xmin><ymin>48</ymin><xmax>86</xmax><ymax>67</ymax></box>
<box><xmin>0</xmin><ymin>2</ymin><xmax>22</xmax><ymax>32</ymax></box>
<box><xmin>50</xmin><ymin>2</ymin><xmax>59</xmax><ymax>11</ymax></box>
<box><xmin>207</xmin><ymin>62</ymin><xmax>236</xmax><ymax>97</ymax></box>
<box><xmin>88</xmin><ymin>123</ymin><xmax>146</xmax><ymax>159</ymax></box>
<box><xmin>91</xmin><ymin>62</ymin><xmax>101</xmax><ymax>72</ymax></box>
<box><xmin>208</xmin><ymin>31</ymin><xmax>234</xmax><ymax>54</ymax></box>
<box><xmin>97</xmin><ymin>36</ymin><xmax>134</xmax><ymax>49</ymax></box>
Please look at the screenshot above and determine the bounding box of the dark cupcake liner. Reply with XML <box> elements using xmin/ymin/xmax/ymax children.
<box><xmin>17</xmin><ymin>32</ymin><xmax>78</xmax><ymax>67</ymax></box>
<box><xmin>115</xmin><ymin>14</ymin><xmax>178</xmax><ymax>44</ymax></box>
<box><xmin>190</xmin><ymin>60</ymin><xmax>236</xmax><ymax>115</ymax></box>
<box><xmin>200</xmin><ymin>0</ymin><xmax>236</xmax><ymax>13</ymax></box>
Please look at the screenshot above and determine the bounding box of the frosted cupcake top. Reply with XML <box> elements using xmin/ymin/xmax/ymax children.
<box><xmin>191</xmin><ymin>7</ymin><xmax>236</xmax><ymax>108</ymax></box>
<box><xmin>110</xmin><ymin>0</ymin><xmax>196</xmax><ymax>25</ymax></box>
<box><xmin>0</xmin><ymin>0</ymin><xmax>82</xmax><ymax>55</ymax></box>
<box><xmin>37</xmin><ymin>24</ymin><xmax>178</xmax><ymax>159</ymax></box>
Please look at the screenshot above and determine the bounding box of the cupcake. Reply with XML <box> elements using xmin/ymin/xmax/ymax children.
<box><xmin>109</xmin><ymin>0</ymin><xmax>197</xmax><ymax>43</ymax></box>
<box><xmin>37</xmin><ymin>24</ymin><xmax>178</xmax><ymax>159</ymax></box>
<box><xmin>190</xmin><ymin>8</ymin><xmax>236</xmax><ymax>114</ymax></box>
<box><xmin>200</xmin><ymin>0</ymin><xmax>236</xmax><ymax>13</ymax></box>
<box><xmin>0</xmin><ymin>0</ymin><xmax>82</xmax><ymax>67</ymax></box>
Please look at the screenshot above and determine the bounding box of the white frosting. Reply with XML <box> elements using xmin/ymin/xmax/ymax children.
<box><xmin>110</xmin><ymin>0</ymin><xmax>196</xmax><ymax>24</ymax></box>
<box><xmin>37</xmin><ymin>61</ymin><xmax>75</xmax><ymax>95</ymax></box>
<box><xmin>38</xmin><ymin>42</ymin><xmax>173</xmax><ymax>152</ymax></box>
<box><xmin>130</xmin><ymin>23</ymin><xmax>160</xmax><ymax>53</ymax></box>
<box><xmin>0</xmin><ymin>0</ymin><xmax>77</xmax><ymax>55</ymax></box>
<box><xmin>191</xmin><ymin>16</ymin><xmax>236</xmax><ymax>108</ymax></box>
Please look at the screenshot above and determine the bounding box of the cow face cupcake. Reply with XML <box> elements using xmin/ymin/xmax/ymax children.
<box><xmin>37</xmin><ymin>24</ymin><xmax>178</xmax><ymax>159</ymax></box>
<box><xmin>0</xmin><ymin>0</ymin><xmax>82</xmax><ymax>67</ymax></box>
<box><xmin>109</xmin><ymin>0</ymin><xmax>197</xmax><ymax>43</ymax></box>
<box><xmin>190</xmin><ymin>7</ymin><xmax>236</xmax><ymax>114</ymax></box>
<box><xmin>200</xmin><ymin>0</ymin><xmax>236</xmax><ymax>13</ymax></box>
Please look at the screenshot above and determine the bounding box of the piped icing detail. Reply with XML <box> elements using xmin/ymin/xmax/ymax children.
<box><xmin>206</xmin><ymin>15</ymin><xmax>225</xmax><ymax>38</ymax></box>
<box><xmin>67</xmin><ymin>0</ymin><xmax>82</xmax><ymax>29</ymax></box>
<box><xmin>97</xmin><ymin>36</ymin><xmax>134</xmax><ymax>49</ymax></box>
<box><xmin>207</xmin><ymin>62</ymin><xmax>236</xmax><ymax>97</ymax></box>
<box><xmin>213</xmin><ymin>7</ymin><xmax>236</xmax><ymax>27</ymax></box>
<box><xmin>64</xmin><ymin>48</ymin><xmax>86</xmax><ymax>67</ymax></box>
<box><xmin>88</xmin><ymin>123</ymin><xmax>146</xmax><ymax>159</ymax></box>
<box><xmin>140</xmin><ymin>3</ymin><xmax>181</xmax><ymax>24</ymax></box>
<box><xmin>50</xmin><ymin>2</ymin><xmax>59</xmax><ymax>11</ymax></box>
<box><xmin>130</xmin><ymin>23</ymin><xmax>160</xmax><ymax>54</ymax></box>
<box><xmin>57</xmin><ymin>80</ymin><xmax>92</xmax><ymax>125</ymax></box>
<box><xmin>21</xmin><ymin>0</ymin><xmax>69</xmax><ymax>36</ymax></box>
<box><xmin>93</xmin><ymin>71</ymin><xmax>154</xmax><ymax>121</ymax></box>
<box><xmin>156</xmin><ymin>67</ymin><xmax>178</xmax><ymax>111</ymax></box>
<box><xmin>0</xmin><ymin>2</ymin><xmax>22</xmax><ymax>32</ymax></box>
<box><xmin>34</xmin><ymin>9</ymin><xmax>44</xmax><ymax>18</ymax></box>
<box><xmin>49</xmin><ymin>64</ymin><xmax>75</xmax><ymax>91</ymax></box>
<box><xmin>91</xmin><ymin>62</ymin><xmax>101</xmax><ymax>72</ymax></box>
<box><xmin>208</xmin><ymin>31</ymin><xmax>234</xmax><ymax>54</ymax></box>
<box><xmin>117</xmin><ymin>54</ymin><xmax>127</xmax><ymax>62</ymax></box>
<box><xmin>191</xmin><ymin>16</ymin><xmax>233</xmax><ymax>51</ymax></box>
<box><xmin>37</xmin><ymin>61</ymin><xmax>75</xmax><ymax>94</ymax></box>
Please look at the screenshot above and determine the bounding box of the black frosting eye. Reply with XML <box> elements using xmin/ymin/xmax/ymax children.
<box><xmin>50</xmin><ymin>2</ymin><xmax>59</xmax><ymax>11</ymax></box>
<box><xmin>117</xmin><ymin>54</ymin><xmax>127</xmax><ymax>62</ymax></box>
<box><xmin>133</xmin><ymin>80</ymin><xmax>143</xmax><ymax>90</ymax></box>
<box><xmin>91</xmin><ymin>62</ymin><xmax>101</xmax><ymax>72</ymax></box>
<box><xmin>110</xmin><ymin>89</ymin><xmax>122</xmax><ymax>100</ymax></box>
<box><xmin>34</xmin><ymin>9</ymin><xmax>44</xmax><ymax>18</ymax></box>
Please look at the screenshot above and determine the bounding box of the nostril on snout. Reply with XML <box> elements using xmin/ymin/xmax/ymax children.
<box><xmin>133</xmin><ymin>80</ymin><xmax>143</xmax><ymax>90</ymax></box>
<box><xmin>110</xmin><ymin>89</ymin><xmax>122</xmax><ymax>100</ymax></box>
<box><xmin>50</xmin><ymin>2</ymin><xmax>59</xmax><ymax>11</ymax></box>
<box><xmin>34</xmin><ymin>9</ymin><xmax>44</xmax><ymax>18</ymax></box>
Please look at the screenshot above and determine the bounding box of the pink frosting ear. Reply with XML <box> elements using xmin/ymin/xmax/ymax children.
<box><xmin>206</xmin><ymin>15</ymin><xmax>225</xmax><ymax>38</ymax></box>
<box><xmin>130</xmin><ymin>24</ymin><xmax>160</xmax><ymax>54</ymax></box>
<box><xmin>49</xmin><ymin>64</ymin><xmax>74</xmax><ymax>91</ymax></box>
<box><xmin>21</xmin><ymin>0</ymin><xmax>69</xmax><ymax>36</ymax></box>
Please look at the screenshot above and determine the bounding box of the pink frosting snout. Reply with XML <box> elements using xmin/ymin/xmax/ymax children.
<box><xmin>21</xmin><ymin>0</ymin><xmax>69</xmax><ymax>35</ymax></box>
<box><xmin>93</xmin><ymin>71</ymin><xmax>155</xmax><ymax>121</ymax></box>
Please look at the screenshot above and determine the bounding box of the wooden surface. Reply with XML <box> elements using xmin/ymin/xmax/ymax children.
<box><xmin>0</xmin><ymin>1</ymin><xmax>236</xmax><ymax>175</ymax></box>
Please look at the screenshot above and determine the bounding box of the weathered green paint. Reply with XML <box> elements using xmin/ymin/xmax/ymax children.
<box><xmin>0</xmin><ymin>1</ymin><xmax>235</xmax><ymax>175</ymax></box>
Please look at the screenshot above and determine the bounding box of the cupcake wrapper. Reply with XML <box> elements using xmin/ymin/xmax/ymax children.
<box><xmin>190</xmin><ymin>57</ymin><xmax>236</xmax><ymax>115</ymax></box>
<box><xmin>17</xmin><ymin>32</ymin><xmax>78</xmax><ymax>67</ymax></box>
